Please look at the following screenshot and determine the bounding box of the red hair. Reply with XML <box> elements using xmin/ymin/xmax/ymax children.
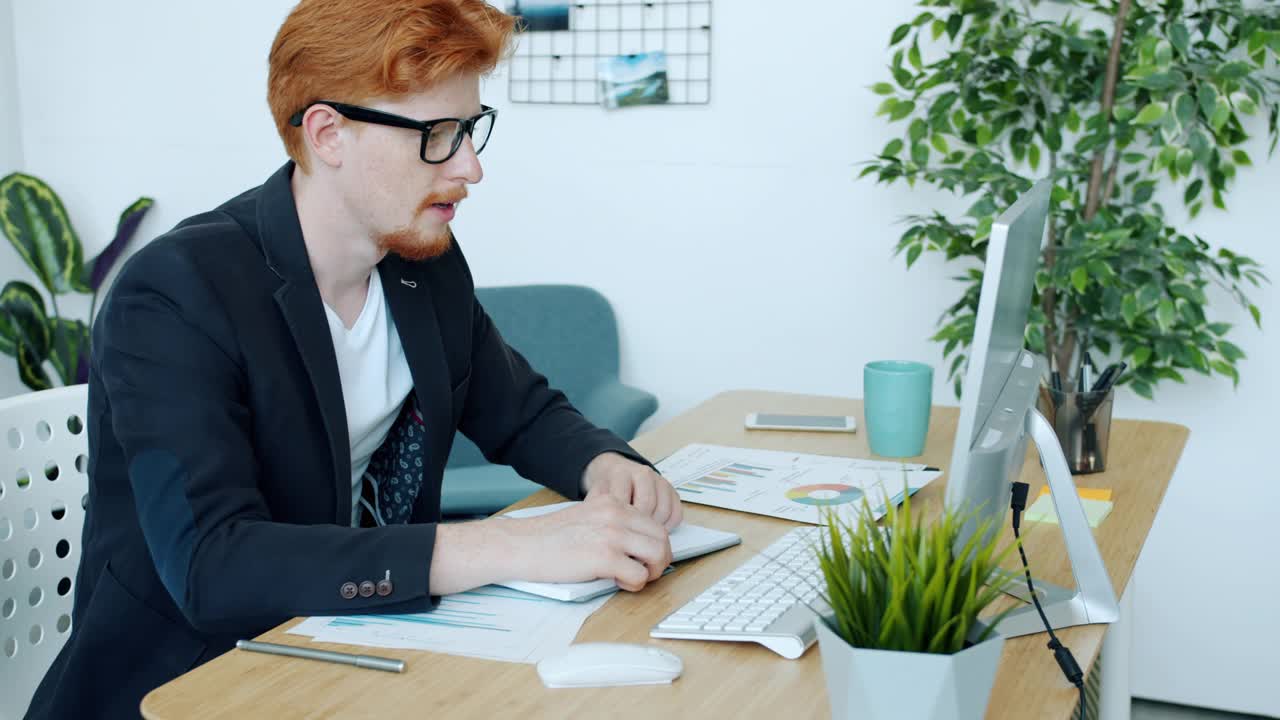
<box><xmin>268</xmin><ymin>0</ymin><xmax>515</xmax><ymax>172</ymax></box>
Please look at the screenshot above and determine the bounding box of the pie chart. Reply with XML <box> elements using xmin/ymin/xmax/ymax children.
<box><xmin>786</xmin><ymin>484</ymin><xmax>864</xmax><ymax>506</ymax></box>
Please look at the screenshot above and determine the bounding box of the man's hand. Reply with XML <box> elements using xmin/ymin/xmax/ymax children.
<box><xmin>582</xmin><ymin>452</ymin><xmax>683</xmax><ymax>530</ymax></box>
<box><xmin>505</xmin><ymin>494</ymin><xmax>673</xmax><ymax>592</ymax></box>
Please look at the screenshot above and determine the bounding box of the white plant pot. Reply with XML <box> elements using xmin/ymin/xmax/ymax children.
<box><xmin>814</xmin><ymin>618</ymin><xmax>1005</xmax><ymax>720</ymax></box>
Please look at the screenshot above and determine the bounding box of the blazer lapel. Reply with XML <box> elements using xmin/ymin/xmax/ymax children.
<box><xmin>378</xmin><ymin>255</ymin><xmax>451</xmax><ymax>440</ymax></box>
<box><xmin>257</xmin><ymin>163</ymin><xmax>352</xmax><ymax>525</ymax></box>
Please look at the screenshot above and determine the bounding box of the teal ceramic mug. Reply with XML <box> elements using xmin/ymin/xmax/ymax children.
<box><xmin>863</xmin><ymin>361</ymin><xmax>933</xmax><ymax>458</ymax></box>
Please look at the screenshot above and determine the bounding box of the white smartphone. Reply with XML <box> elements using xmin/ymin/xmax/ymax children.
<box><xmin>744</xmin><ymin>413</ymin><xmax>857</xmax><ymax>433</ymax></box>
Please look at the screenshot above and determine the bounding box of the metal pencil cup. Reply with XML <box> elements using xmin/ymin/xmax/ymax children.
<box><xmin>1037</xmin><ymin>384</ymin><xmax>1115</xmax><ymax>474</ymax></box>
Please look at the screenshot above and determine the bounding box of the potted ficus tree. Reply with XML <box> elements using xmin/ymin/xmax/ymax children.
<box><xmin>812</xmin><ymin>490</ymin><xmax>1016</xmax><ymax>720</ymax></box>
<box><xmin>862</xmin><ymin>0</ymin><xmax>1278</xmax><ymax>400</ymax></box>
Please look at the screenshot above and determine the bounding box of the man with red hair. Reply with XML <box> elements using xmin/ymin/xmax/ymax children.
<box><xmin>26</xmin><ymin>2</ymin><xmax>680</xmax><ymax>717</ymax></box>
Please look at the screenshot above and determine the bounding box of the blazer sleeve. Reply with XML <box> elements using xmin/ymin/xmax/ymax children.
<box><xmin>95</xmin><ymin>244</ymin><xmax>439</xmax><ymax>635</ymax></box>
<box><xmin>454</xmin><ymin>292</ymin><xmax>654</xmax><ymax>501</ymax></box>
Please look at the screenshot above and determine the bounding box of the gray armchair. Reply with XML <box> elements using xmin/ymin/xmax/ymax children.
<box><xmin>441</xmin><ymin>285</ymin><xmax>658</xmax><ymax>516</ymax></box>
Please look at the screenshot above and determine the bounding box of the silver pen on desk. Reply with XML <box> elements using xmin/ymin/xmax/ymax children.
<box><xmin>235</xmin><ymin>639</ymin><xmax>405</xmax><ymax>673</ymax></box>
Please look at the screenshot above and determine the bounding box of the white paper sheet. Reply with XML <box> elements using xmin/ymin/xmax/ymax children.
<box><xmin>655</xmin><ymin>443</ymin><xmax>942</xmax><ymax>526</ymax></box>
<box><xmin>288</xmin><ymin>585</ymin><xmax>610</xmax><ymax>664</ymax></box>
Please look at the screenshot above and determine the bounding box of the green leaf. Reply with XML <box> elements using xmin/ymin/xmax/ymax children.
<box><xmin>1176</xmin><ymin>148</ymin><xmax>1194</xmax><ymax>176</ymax></box>
<box><xmin>1028</xmin><ymin>143</ymin><xmax>1041</xmax><ymax>171</ymax></box>
<box><xmin>0</xmin><ymin>280</ymin><xmax>51</xmax><ymax>359</ymax></box>
<box><xmin>946</xmin><ymin>14</ymin><xmax>962</xmax><ymax>41</ymax></box>
<box><xmin>908</xmin><ymin>41</ymin><xmax>923</xmax><ymax>71</ymax></box>
<box><xmin>930</xmin><ymin>133</ymin><xmax>949</xmax><ymax>154</ymax></box>
<box><xmin>0</xmin><ymin>173</ymin><xmax>89</xmax><ymax>296</ymax></box>
<box><xmin>1135</xmin><ymin>71</ymin><xmax>1181</xmax><ymax>90</ymax></box>
<box><xmin>1156</xmin><ymin>299</ymin><xmax>1176</xmax><ymax>331</ymax></box>
<box><xmin>16</xmin><ymin>344</ymin><xmax>52</xmax><ymax>391</ymax></box>
<box><xmin>1132</xmin><ymin>345</ymin><xmax>1153</xmax><ymax>367</ymax></box>
<box><xmin>1173</xmin><ymin>93</ymin><xmax>1196</xmax><ymax>130</ymax></box>
<box><xmin>911</xmin><ymin>142</ymin><xmax>929</xmax><ymax>166</ymax></box>
<box><xmin>1217</xmin><ymin>341</ymin><xmax>1245</xmax><ymax>362</ymax></box>
<box><xmin>1134</xmin><ymin>102</ymin><xmax>1168</xmax><ymax>125</ymax></box>
<box><xmin>890</xmin><ymin>24</ymin><xmax>911</xmax><ymax>46</ymax></box>
<box><xmin>909</xmin><ymin>118</ymin><xmax>928</xmax><ymax>143</ymax></box>
<box><xmin>906</xmin><ymin>244</ymin><xmax>924</xmax><ymax>268</ymax></box>
<box><xmin>872</xmin><ymin>82</ymin><xmax>895</xmax><ymax>96</ymax></box>
<box><xmin>1211</xmin><ymin>360</ymin><xmax>1240</xmax><ymax>387</ymax></box>
<box><xmin>1250</xmin><ymin>303</ymin><xmax>1261</xmax><ymax>328</ymax></box>
<box><xmin>1214</xmin><ymin>61</ymin><xmax>1251</xmax><ymax>80</ymax></box>
<box><xmin>931</xmin><ymin>19</ymin><xmax>946</xmax><ymax>41</ymax></box>
<box><xmin>1155</xmin><ymin>39</ymin><xmax>1173</xmax><ymax>66</ymax></box>
<box><xmin>1066</xmin><ymin>108</ymin><xmax>1081</xmax><ymax>133</ymax></box>
<box><xmin>1071</xmin><ymin>267</ymin><xmax>1088</xmax><ymax>294</ymax></box>
<box><xmin>882</xmin><ymin>138</ymin><xmax>904</xmax><ymax>157</ymax></box>
<box><xmin>1232</xmin><ymin>92</ymin><xmax>1258</xmax><ymax>116</ymax></box>
<box><xmin>48</xmin><ymin>318</ymin><xmax>88</xmax><ymax>386</ymax></box>
<box><xmin>1170</xmin><ymin>23</ymin><xmax>1190</xmax><ymax>56</ymax></box>
<box><xmin>1210</xmin><ymin>97</ymin><xmax>1231</xmax><ymax>130</ymax></box>
<box><xmin>889</xmin><ymin>100</ymin><xmax>916</xmax><ymax>122</ymax></box>
<box><xmin>1198</xmin><ymin>84</ymin><xmax>1219</xmax><ymax>119</ymax></box>
<box><xmin>1184</xmin><ymin>178</ymin><xmax>1203</xmax><ymax>204</ymax></box>
<box><xmin>1121</xmin><ymin>294</ymin><xmax>1138</xmax><ymax>327</ymax></box>
<box><xmin>1207</xmin><ymin>322</ymin><xmax>1232</xmax><ymax>336</ymax></box>
<box><xmin>1137</xmin><ymin>283</ymin><xmax>1162</xmax><ymax>310</ymax></box>
<box><xmin>1232</xmin><ymin>149</ymin><xmax>1252</xmax><ymax>166</ymax></box>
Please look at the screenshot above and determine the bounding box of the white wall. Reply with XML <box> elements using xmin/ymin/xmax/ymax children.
<box><xmin>0</xmin><ymin>0</ymin><xmax>28</xmax><ymax>399</ymax></box>
<box><xmin>6</xmin><ymin>2</ymin><xmax>1277</xmax><ymax>714</ymax></box>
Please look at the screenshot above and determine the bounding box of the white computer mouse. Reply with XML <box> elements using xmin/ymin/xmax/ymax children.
<box><xmin>536</xmin><ymin>642</ymin><xmax>683</xmax><ymax>688</ymax></box>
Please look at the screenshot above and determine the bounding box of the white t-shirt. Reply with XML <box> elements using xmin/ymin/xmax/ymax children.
<box><xmin>322</xmin><ymin>270</ymin><xmax>414</xmax><ymax>527</ymax></box>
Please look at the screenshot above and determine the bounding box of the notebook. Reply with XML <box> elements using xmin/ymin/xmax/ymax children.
<box><xmin>494</xmin><ymin>501</ymin><xmax>742</xmax><ymax>602</ymax></box>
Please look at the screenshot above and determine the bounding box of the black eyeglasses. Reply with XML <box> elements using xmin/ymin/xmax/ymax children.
<box><xmin>288</xmin><ymin>101</ymin><xmax>497</xmax><ymax>164</ymax></box>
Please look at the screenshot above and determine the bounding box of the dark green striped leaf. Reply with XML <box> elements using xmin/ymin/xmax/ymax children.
<box><xmin>0</xmin><ymin>280</ymin><xmax>51</xmax><ymax>359</ymax></box>
<box><xmin>49</xmin><ymin>318</ymin><xmax>89</xmax><ymax>386</ymax></box>
<box><xmin>0</xmin><ymin>173</ymin><xmax>89</xmax><ymax>295</ymax></box>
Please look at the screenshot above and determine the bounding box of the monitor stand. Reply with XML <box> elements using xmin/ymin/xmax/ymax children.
<box><xmin>992</xmin><ymin>406</ymin><xmax>1120</xmax><ymax>638</ymax></box>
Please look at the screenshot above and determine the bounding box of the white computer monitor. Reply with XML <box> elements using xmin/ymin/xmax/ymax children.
<box><xmin>940</xmin><ymin>178</ymin><xmax>1119</xmax><ymax>637</ymax></box>
<box><xmin>943</xmin><ymin>179</ymin><xmax>1050</xmax><ymax>549</ymax></box>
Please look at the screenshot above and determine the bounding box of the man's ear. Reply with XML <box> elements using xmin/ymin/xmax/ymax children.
<box><xmin>300</xmin><ymin>104</ymin><xmax>344</xmax><ymax>169</ymax></box>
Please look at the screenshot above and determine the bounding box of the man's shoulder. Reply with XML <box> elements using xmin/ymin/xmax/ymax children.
<box><xmin>115</xmin><ymin>188</ymin><xmax>266</xmax><ymax>296</ymax></box>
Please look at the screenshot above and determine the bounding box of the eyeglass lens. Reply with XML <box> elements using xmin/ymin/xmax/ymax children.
<box><xmin>423</xmin><ymin>113</ymin><xmax>494</xmax><ymax>162</ymax></box>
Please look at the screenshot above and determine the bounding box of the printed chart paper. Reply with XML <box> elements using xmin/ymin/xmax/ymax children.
<box><xmin>289</xmin><ymin>585</ymin><xmax>609</xmax><ymax>664</ymax></box>
<box><xmin>656</xmin><ymin>444</ymin><xmax>942</xmax><ymax>526</ymax></box>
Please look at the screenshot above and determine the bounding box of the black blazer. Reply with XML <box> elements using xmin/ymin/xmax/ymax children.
<box><xmin>25</xmin><ymin>162</ymin><xmax>648</xmax><ymax>719</ymax></box>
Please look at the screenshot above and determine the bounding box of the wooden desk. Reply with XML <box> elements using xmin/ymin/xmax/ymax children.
<box><xmin>142</xmin><ymin>390</ymin><xmax>1187</xmax><ymax>719</ymax></box>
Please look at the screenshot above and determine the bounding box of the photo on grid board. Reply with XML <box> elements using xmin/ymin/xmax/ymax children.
<box><xmin>597</xmin><ymin>51</ymin><xmax>670</xmax><ymax>108</ymax></box>
<box><xmin>507</xmin><ymin>0</ymin><xmax>570</xmax><ymax>31</ymax></box>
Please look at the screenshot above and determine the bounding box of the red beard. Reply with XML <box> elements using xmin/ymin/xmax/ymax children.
<box><xmin>375</xmin><ymin>186</ymin><xmax>467</xmax><ymax>261</ymax></box>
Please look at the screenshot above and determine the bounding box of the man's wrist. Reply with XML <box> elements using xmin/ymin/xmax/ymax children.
<box><xmin>428</xmin><ymin>517</ymin><xmax>525</xmax><ymax>596</ymax></box>
<box><xmin>581</xmin><ymin>451</ymin><xmax>624</xmax><ymax>494</ymax></box>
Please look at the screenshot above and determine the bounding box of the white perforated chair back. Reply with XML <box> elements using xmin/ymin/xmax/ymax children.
<box><xmin>0</xmin><ymin>385</ymin><xmax>89</xmax><ymax>720</ymax></box>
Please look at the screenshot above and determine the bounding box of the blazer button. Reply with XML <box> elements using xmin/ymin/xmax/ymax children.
<box><xmin>359</xmin><ymin>581</ymin><xmax>376</xmax><ymax>598</ymax></box>
<box><xmin>376</xmin><ymin>579</ymin><xmax>394</xmax><ymax>596</ymax></box>
<box><xmin>340</xmin><ymin>582</ymin><xmax>358</xmax><ymax>600</ymax></box>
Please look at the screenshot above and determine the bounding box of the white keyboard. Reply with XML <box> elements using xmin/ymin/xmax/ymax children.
<box><xmin>650</xmin><ymin>526</ymin><xmax>830</xmax><ymax>659</ymax></box>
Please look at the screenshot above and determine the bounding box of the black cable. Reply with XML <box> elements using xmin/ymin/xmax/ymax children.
<box><xmin>1010</xmin><ymin>481</ymin><xmax>1087</xmax><ymax>720</ymax></box>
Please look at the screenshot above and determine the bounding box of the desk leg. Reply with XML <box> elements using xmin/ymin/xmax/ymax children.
<box><xmin>1099</xmin><ymin>584</ymin><xmax>1134</xmax><ymax>720</ymax></box>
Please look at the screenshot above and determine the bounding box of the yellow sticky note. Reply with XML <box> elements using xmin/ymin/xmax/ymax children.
<box><xmin>1038</xmin><ymin>486</ymin><xmax>1112</xmax><ymax>502</ymax></box>
<box><xmin>1024</xmin><ymin>494</ymin><xmax>1112</xmax><ymax>528</ymax></box>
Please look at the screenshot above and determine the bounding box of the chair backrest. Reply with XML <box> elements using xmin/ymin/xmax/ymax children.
<box><xmin>447</xmin><ymin>285</ymin><xmax>621</xmax><ymax>469</ymax></box>
<box><xmin>0</xmin><ymin>385</ymin><xmax>90</xmax><ymax>720</ymax></box>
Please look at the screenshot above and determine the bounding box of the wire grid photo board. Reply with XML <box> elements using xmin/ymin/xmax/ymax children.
<box><xmin>506</xmin><ymin>1</ymin><xmax>712</xmax><ymax>106</ymax></box>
